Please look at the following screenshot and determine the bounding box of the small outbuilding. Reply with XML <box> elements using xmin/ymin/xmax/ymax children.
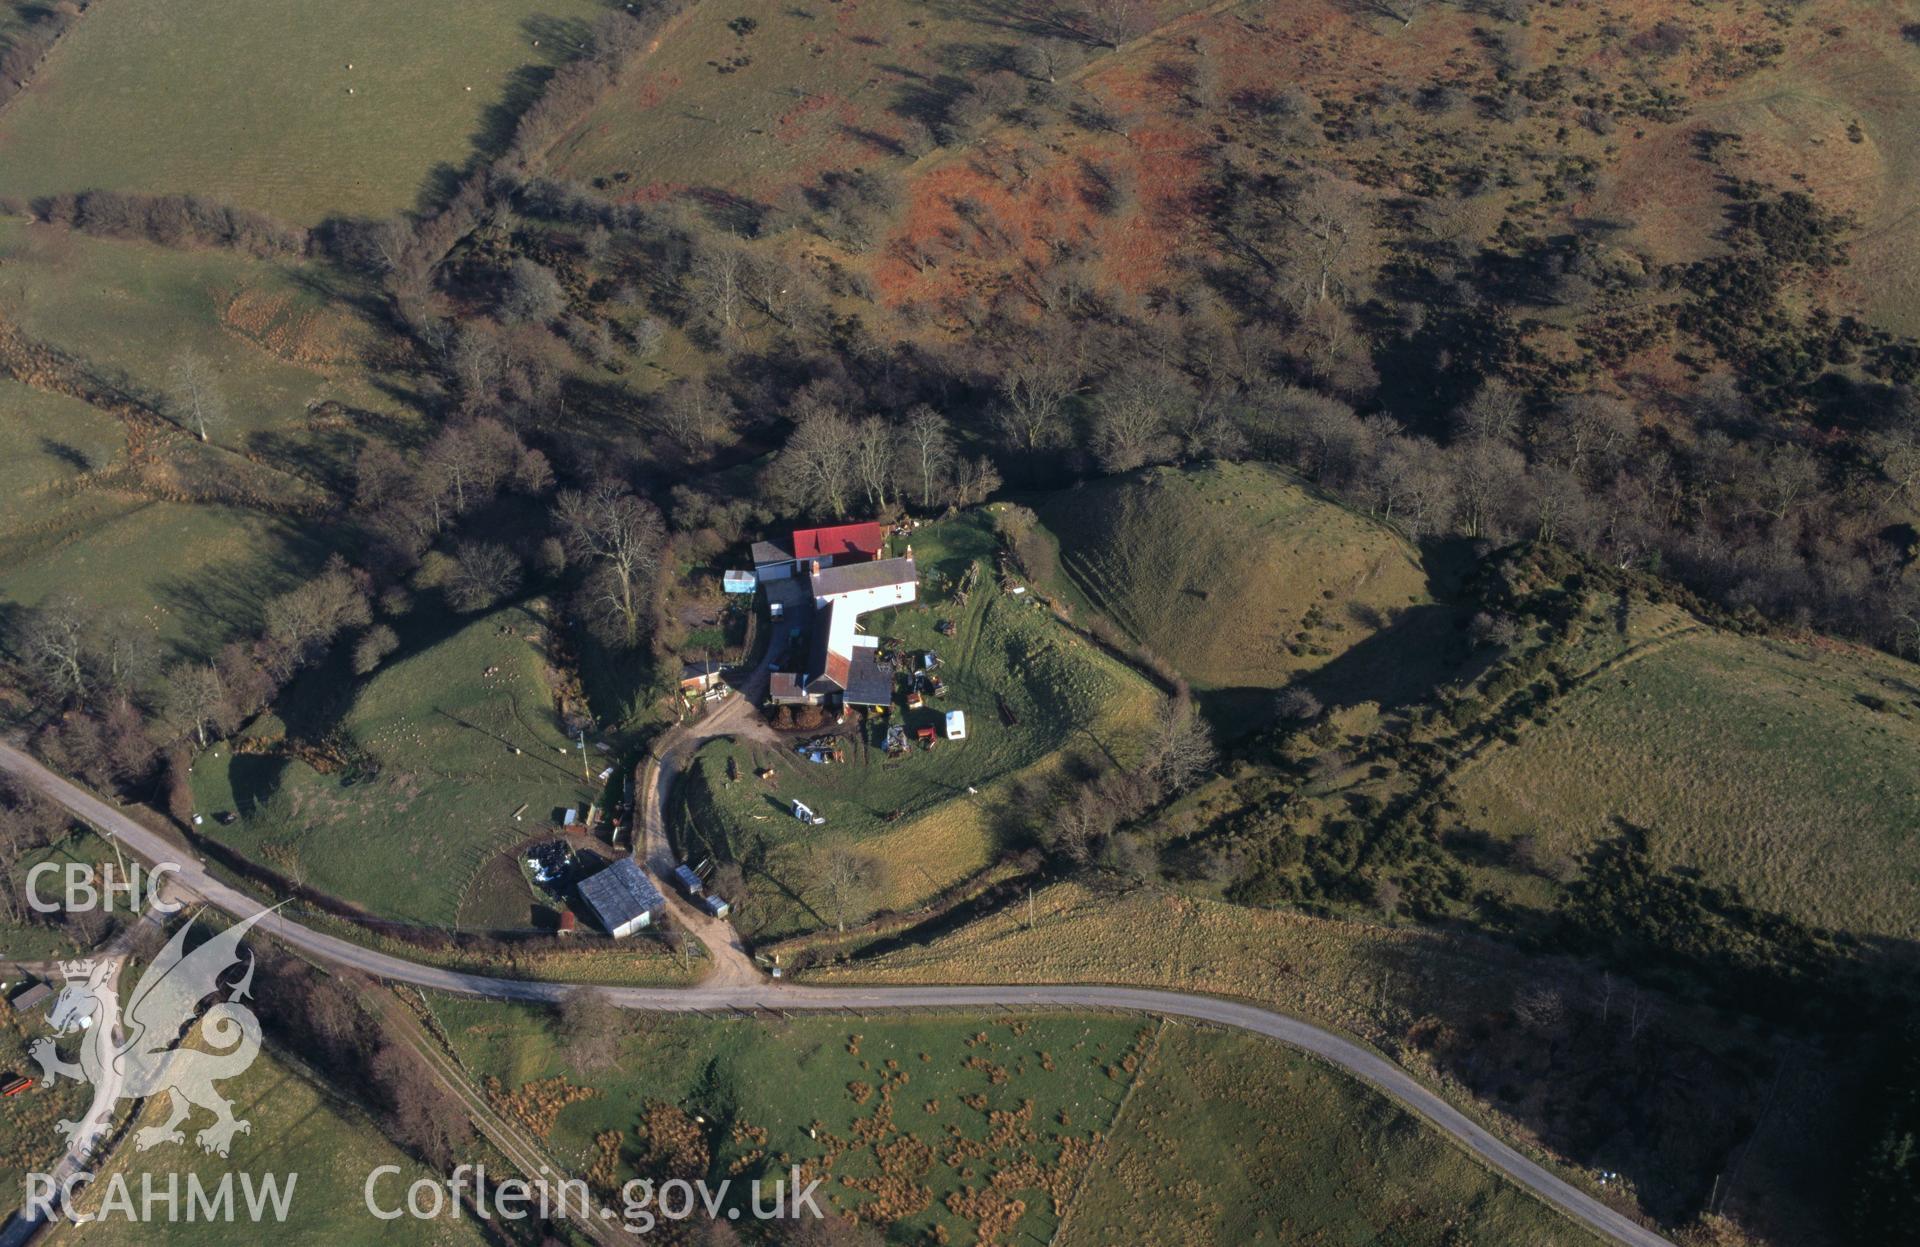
<box><xmin>681</xmin><ymin>660</ymin><xmax>729</xmax><ymax>697</ymax></box>
<box><xmin>702</xmin><ymin>894</ymin><xmax>732</xmax><ymax>919</ymax></box>
<box><xmin>577</xmin><ymin>859</ymin><xmax>665</xmax><ymax>938</ymax></box>
<box><xmin>672</xmin><ymin>863</ymin><xmax>705</xmax><ymax>897</ymax></box>
<box><xmin>945</xmin><ymin>710</ymin><xmax>967</xmax><ymax>741</ymax></box>
<box><xmin>5</xmin><ymin>981</ymin><xmax>52</xmax><ymax>1014</ymax></box>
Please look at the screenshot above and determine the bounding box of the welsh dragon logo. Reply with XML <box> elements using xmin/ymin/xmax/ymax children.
<box><xmin>31</xmin><ymin>908</ymin><xmax>270</xmax><ymax>1158</ymax></box>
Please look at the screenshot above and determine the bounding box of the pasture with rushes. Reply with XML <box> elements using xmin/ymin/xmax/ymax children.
<box><xmin>429</xmin><ymin>997</ymin><xmax>1601</xmax><ymax>1245</ymax></box>
<box><xmin>0</xmin><ymin>0</ymin><xmax>607</xmax><ymax>224</ymax></box>
<box><xmin>431</xmin><ymin>996</ymin><xmax>1157</xmax><ymax>1244</ymax></box>
<box><xmin>1453</xmin><ymin>627</ymin><xmax>1920</xmax><ymax>942</ymax></box>
<box><xmin>1033</xmin><ymin>462</ymin><xmax>1450</xmax><ymax>704</ymax></box>
<box><xmin>1062</xmin><ymin>1023</ymin><xmax>1607</xmax><ymax>1247</ymax></box>
<box><xmin>45</xmin><ymin>1051</ymin><xmax>490</xmax><ymax>1247</ymax></box>
<box><xmin>671</xmin><ymin>513</ymin><xmax>1160</xmax><ymax>939</ymax></box>
<box><xmin>796</xmin><ymin>879</ymin><xmax>1861</xmax><ymax>1239</ymax></box>
<box><xmin>190</xmin><ymin>599</ymin><xmax>601</xmax><ymax>929</ymax></box>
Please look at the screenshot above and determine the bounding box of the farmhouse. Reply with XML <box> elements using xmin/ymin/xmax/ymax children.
<box><xmin>760</xmin><ymin>525</ymin><xmax>917</xmax><ymax>712</ymax></box>
<box><xmin>751</xmin><ymin>522</ymin><xmax>887</xmax><ymax>581</ymax></box>
<box><xmin>577</xmin><ymin>858</ymin><xmax>664</xmax><ymax>938</ymax></box>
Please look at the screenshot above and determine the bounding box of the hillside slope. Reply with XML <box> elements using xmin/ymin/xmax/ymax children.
<box><xmin>1454</xmin><ymin>624</ymin><xmax>1920</xmax><ymax>942</ymax></box>
<box><xmin>1037</xmin><ymin>462</ymin><xmax>1441</xmax><ymax>698</ymax></box>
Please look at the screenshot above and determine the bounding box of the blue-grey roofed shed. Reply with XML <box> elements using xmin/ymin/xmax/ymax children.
<box><xmin>578</xmin><ymin>859</ymin><xmax>664</xmax><ymax>938</ymax></box>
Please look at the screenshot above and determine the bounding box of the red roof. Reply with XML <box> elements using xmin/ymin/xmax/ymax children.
<box><xmin>792</xmin><ymin>522</ymin><xmax>885</xmax><ymax>562</ymax></box>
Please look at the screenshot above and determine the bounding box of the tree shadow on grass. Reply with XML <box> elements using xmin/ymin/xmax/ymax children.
<box><xmin>227</xmin><ymin>752</ymin><xmax>289</xmax><ymax>818</ymax></box>
<box><xmin>149</xmin><ymin>517</ymin><xmax>338</xmax><ymax>663</ymax></box>
<box><xmin>38</xmin><ymin>438</ymin><xmax>94</xmax><ymax>473</ymax></box>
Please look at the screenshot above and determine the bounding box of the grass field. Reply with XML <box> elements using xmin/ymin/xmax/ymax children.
<box><xmin>550</xmin><ymin>0</ymin><xmax>1213</xmax><ymax>200</ymax></box>
<box><xmin>191</xmin><ymin>600</ymin><xmax>600</xmax><ymax>928</ymax></box>
<box><xmin>430</xmin><ymin>997</ymin><xmax>1593</xmax><ymax>1245</ymax></box>
<box><xmin>1063</xmin><ymin>1023</ymin><xmax>1603</xmax><ymax>1247</ymax></box>
<box><xmin>0</xmin><ymin>219</ymin><xmax>384</xmax><ymax>661</ymax></box>
<box><xmin>0</xmin><ymin>499</ymin><xmax>336</xmax><ymax>663</ymax></box>
<box><xmin>799</xmin><ymin>879</ymin><xmax>1534</xmax><ymax>1046</ymax></box>
<box><xmin>673</xmin><ymin>513</ymin><xmax>1160</xmax><ymax>938</ymax></box>
<box><xmin>1034</xmin><ymin>463</ymin><xmax>1445</xmax><ymax>703</ymax></box>
<box><xmin>1453</xmin><ymin>628</ymin><xmax>1920</xmax><ymax>941</ymax></box>
<box><xmin>45</xmin><ymin>1049</ymin><xmax>489</xmax><ymax>1246</ymax></box>
<box><xmin>0</xmin><ymin>379</ymin><xmax>126</xmax><ymax>535</ymax></box>
<box><xmin>0</xmin><ymin>0</ymin><xmax>606</xmax><ymax>223</ymax></box>
<box><xmin>0</xmin><ymin>219</ymin><xmax>395</xmax><ymax>446</ymax></box>
<box><xmin>433</xmin><ymin>998</ymin><xmax>1149</xmax><ymax>1242</ymax></box>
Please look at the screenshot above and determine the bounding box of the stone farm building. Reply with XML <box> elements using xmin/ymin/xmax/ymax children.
<box><xmin>756</xmin><ymin>523</ymin><xmax>916</xmax><ymax>712</ymax></box>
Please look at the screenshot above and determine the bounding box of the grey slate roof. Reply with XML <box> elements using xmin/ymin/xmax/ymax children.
<box><xmin>810</xmin><ymin>556</ymin><xmax>916</xmax><ymax>598</ymax></box>
<box><xmin>843</xmin><ymin>648</ymin><xmax>895</xmax><ymax>706</ymax></box>
<box><xmin>751</xmin><ymin>539</ymin><xmax>794</xmax><ymax>567</ymax></box>
<box><xmin>578</xmin><ymin>858</ymin><xmax>664</xmax><ymax>932</ymax></box>
<box><xmin>6</xmin><ymin>982</ymin><xmax>51</xmax><ymax>1012</ymax></box>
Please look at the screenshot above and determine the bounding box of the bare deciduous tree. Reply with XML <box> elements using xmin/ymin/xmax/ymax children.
<box><xmin>20</xmin><ymin>595</ymin><xmax>94</xmax><ymax>701</ymax></box>
<box><xmin>423</xmin><ymin>418</ymin><xmax>531</xmax><ymax>516</ymax></box>
<box><xmin>169</xmin><ymin>350</ymin><xmax>226</xmax><ymax>442</ymax></box>
<box><xmin>1148</xmin><ymin>699</ymin><xmax>1216</xmax><ymax>794</ymax></box>
<box><xmin>262</xmin><ymin>560</ymin><xmax>372</xmax><ymax>674</ymax></box>
<box><xmin>850</xmin><ymin>417</ymin><xmax>898</xmax><ymax>513</ymax></box>
<box><xmin>1452</xmin><ymin>379</ymin><xmax>1526</xmax><ymax>446</ymax></box>
<box><xmin>555</xmin><ymin>483</ymin><xmax>666</xmax><ymax>649</ymax></box>
<box><xmin>1754</xmin><ymin>442</ymin><xmax>1821</xmax><ymax>523</ymax></box>
<box><xmin>777</xmin><ymin>392</ymin><xmax>860</xmax><ymax>519</ymax></box>
<box><xmin>447</xmin><ymin>541</ymin><xmax>523</xmax><ymax>613</ymax></box>
<box><xmin>994</xmin><ymin>338</ymin><xmax>1084</xmax><ymax>451</ymax></box>
<box><xmin>554</xmin><ymin>987</ymin><xmax>634</xmax><ymax>1072</ymax></box>
<box><xmin>1278</xmin><ymin>173</ymin><xmax>1382</xmax><ymax>310</ymax></box>
<box><xmin>814</xmin><ymin>850</ymin><xmax>887</xmax><ymax>933</ymax></box>
<box><xmin>690</xmin><ymin>242</ymin><xmax>748</xmax><ymax>338</ymax></box>
<box><xmin>161</xmin><ymin>663</ymin><xmax>232</xmax><ymax>747</ymax></box>
<box><xmin>1089</xmin><ymin>364</ymin><xmax>1183</xmax><ymax>474</ymax></box>
<box><xmin>901</xmin><ymin>404</ymin><xmax>954</xmax><ymax>509</ymax></box>
<box><xmin>352</xmin><ymin>624</ymin><xmax>399</xmax><ymax>675</ymax></box>
<box><xmin>499</xmin><ymin>258</ymin><xmax>566</xmax><ymax>325</ymax></box>
<box><xmin>652</xmin><ymin>380</ymin><xmax>737</xmax><ymax>458</ymax></box>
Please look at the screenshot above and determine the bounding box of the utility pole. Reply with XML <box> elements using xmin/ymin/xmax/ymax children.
<box><xmin>96</xmin><ymin>824</ymin><xmax>126</xmax><ymax>880</ymax></box>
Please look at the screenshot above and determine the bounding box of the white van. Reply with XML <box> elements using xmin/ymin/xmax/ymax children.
<box><xmin>945</xmin><ymin>710</ymin><xmax>967</xmax><ymax>741</ymax></box>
